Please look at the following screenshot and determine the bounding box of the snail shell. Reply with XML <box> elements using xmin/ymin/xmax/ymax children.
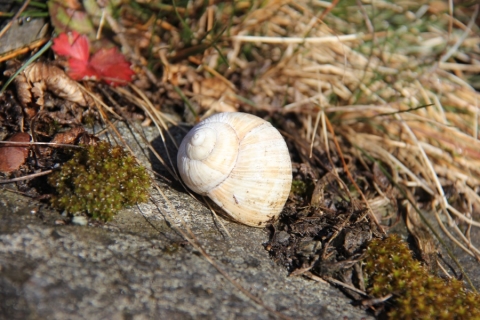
<box><xmin>177</xmin><ymin>112</ymin><xmax>292</xmax><ymax>227</ymax></box>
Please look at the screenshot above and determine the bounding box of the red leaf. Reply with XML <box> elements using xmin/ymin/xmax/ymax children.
<box><xmin>52</xmin><ymin>31</ymin><xmax>90</xmax><ymax>63</ymax></box>
<box><xmin>67</xmin><ymin>58</ymin><xmax>99</xmax><ymax>81</ymax></box>
<box><xmin>53</xmin><ymin>32</ymin><xmax>134</xmax><ymax>86</ymax></box>
<box><xmin>89</xmin><ymin>48</ymin><xmax>135</xmax><ymax>86</ymax></box>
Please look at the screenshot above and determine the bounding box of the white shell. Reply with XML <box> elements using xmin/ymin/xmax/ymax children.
<box><xmin>177</xmin><ymin>112</ymin><xmax>292</xmax><ymax>227</ymax></box>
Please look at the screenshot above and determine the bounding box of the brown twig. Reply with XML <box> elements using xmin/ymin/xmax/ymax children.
<box><xmin>0</xmin><ymin>170</ymin><xmax>52</xmax><ymax>184</ymax></box>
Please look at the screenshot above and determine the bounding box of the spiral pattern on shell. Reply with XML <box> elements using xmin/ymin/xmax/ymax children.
<box><xmin>177</xmin><ymin>112</ymin><xmax>292</xmax><ymax>227</ymax></box>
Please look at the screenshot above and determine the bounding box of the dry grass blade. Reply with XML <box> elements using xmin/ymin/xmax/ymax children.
<box><xmin>114</xmin><ymin>85</ymin><xmax>179</xmax><ymax>179</ymax></box>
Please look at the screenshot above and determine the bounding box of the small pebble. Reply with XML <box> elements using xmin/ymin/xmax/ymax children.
<box><xmin>276</xmin><ymin>231</ymin><xmax>291</xmax><ymax>245</ymax></box>
<box><xmin>71</xmin><ymin>216</ymin><xmax>88</xmax><ymax>226</ymax></box>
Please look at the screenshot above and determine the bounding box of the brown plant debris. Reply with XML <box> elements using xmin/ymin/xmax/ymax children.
<box><xmin>4</xmin><ymin>61</ymin><xmax>92</xmax><ymax>119</ymax></box>
<box><xmin>0</xmin><ymin>132</ymin><xmax>31</xmax><ymax>173</ymax></box>
<box><xmin>265</xmin><ymin>157</ymin><xmax>384</xmax><ymax>282</ymax></box>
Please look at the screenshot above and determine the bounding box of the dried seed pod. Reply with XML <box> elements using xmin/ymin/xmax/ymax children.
<box><xmin>0</xmin><ymin>132</ymin><xmax>31</xmax><ymax>173</ymax></box>
<box><xmin>177</xmin><ymin>112</ymin><xmax>292</xmax><ymax>227</ymax></box>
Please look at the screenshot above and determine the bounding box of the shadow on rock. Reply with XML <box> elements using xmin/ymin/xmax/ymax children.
<box><xmin>148</xmin><ymin>124</ymin><xmax>190</xmax><ymax>191</ymax></box>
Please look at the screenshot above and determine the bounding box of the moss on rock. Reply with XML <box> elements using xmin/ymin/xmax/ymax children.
<box><xmin>48</xmin><ymin>141</ymin><xmax>150</xmax><ymax>221</ymax></box>
<box><xmin>364</xmin><ymin>235</ymin><xmax>480</xmax><ymax>320</ymax></box>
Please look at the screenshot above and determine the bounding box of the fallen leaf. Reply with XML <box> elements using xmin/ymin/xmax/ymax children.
<box><xmin>52</xmin><ymin>31</ymin><xmax>90</xmax><ymax>62</ymax></box>
<box><xmin>4</xmin><ymin>64</ymin><xmax>36</xmax><ymax>117</ymax></box>
<box><xmin>88</xmin><ymin>48</ymin><xmax>135</xmax><ymax>86</ymax></box>
<box><xmin>51</xmin><ymin>127</ymin><xmax>85</xmax><ymax>145</ymax></box>
<box><xmin>52</xmin><ymin>32</ymin><xmax>134</xmax><ymax>86</ymax></box>
<box><xmin>0</xmin><ymin>132</ymin><xmax>31</xmax><ymax>173</ymax></box>
<box><xmin>11</xmin><ymin>61</ymin><xmax>92</xmax><ymax>112</ymax></box>
<box><xmin>47</xmin><ymin>1</ymin><xmax>95</xmax><ymax>36</ymax></box>
<box><xmin>50</xmin><ymin>127</ymin><xmax>98</xmax><ymax>146</ymax></box>
<box><xmin>25</xmin><ymin>62</ymin><xmax>91</xmax><ymax>106</ymax></box>
<box><xmin>67</xmin><ymin>57</ymin><xmax>98</xmax><ymax>81</ymax></box>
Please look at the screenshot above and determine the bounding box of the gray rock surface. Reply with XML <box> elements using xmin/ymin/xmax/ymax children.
<box><xmin>0</xmin><ymin>125</ymin><xmax>373</xmax><ymax>320</ymax></box>
<box><xmin>0</xmin><ymin>188</ymin><xmax>373</xmax><ymax>320</ymax></box>
<box><xmin>0</xmin><ymin>18</ymin><xmax>49</xmax><ymax>55</ymax></box>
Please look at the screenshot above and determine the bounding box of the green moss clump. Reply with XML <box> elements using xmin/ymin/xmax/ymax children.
<box><xmin>291</xmin><ymin>179</ymin><xmax>308</xmax><ymax>196</ymax></box>
<box><xmin>48</xmin><ymin>141</ymin><xmax>150</xmax><ymax>221</ymax></box>
<box><xmin>364</xmin><ymin>235</ymin><xmax>480</xmax><ymax>320</ymax></box>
